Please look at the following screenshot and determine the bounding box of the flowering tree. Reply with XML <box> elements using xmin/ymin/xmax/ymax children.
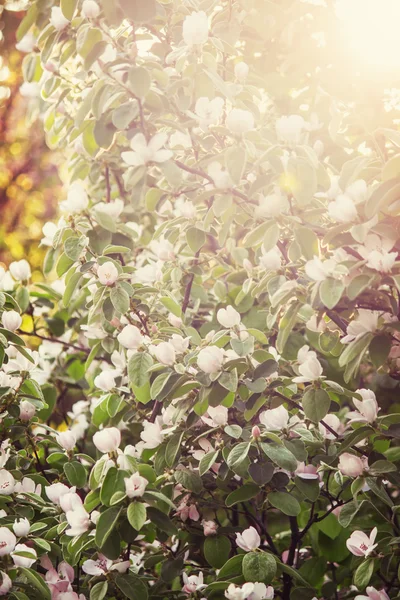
<box><xmin>2</xmin><ymin>0</ymin><xmax>400</xmax><ymax>599</ymax></box>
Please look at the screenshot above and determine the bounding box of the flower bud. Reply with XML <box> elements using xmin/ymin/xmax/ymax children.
<box><xmin>93</xmin><ymin>427</ymin><xmax>121</xmax><ymax>454</ymax></box>
<box><xmin>338</xmin><ymin>452</ymin><xmax>366</xmax><ymax>478</ymax></box>
<box><xmin>202</xmin><ymin>520</ymin><xmax>218</xmax><ymax>536</ymax></box>
<box><xmin>9</xmin><ymin>260</ymin><xmax>31</xmax><ymax>281</ymax></box>
<box><xmin>197</xmin><ymin>346</ymin><xmax>224</xmax><ymax>374</ymax></box>
<box><xmin>19</xmin><ymin>401</ymin><xmax>36</xmax><ymax>422</ymax></box>
<box><xmin>57</xmin><ymin>430</ymin><xmax>76</xmax><ymax>451</ymax></box>
<box><xmin>251</xmin><ymin>425</ymin><xmax>261</xmax><ymax>439</ymax></box>
<box><xmin>234</xmin><ymin>61</ymin><xmax>249</xmax><ymax>82</ymax></box>
<box><xmin>117</xmin><ymin>324</ymin><xmax>143</xmax><ymax>350</ymax></box>
<box><xmin>153</xmin><ymin>342</ymin><xmax>176</xmax><ymax>366</ymax></box>
<box><xmin>82</xmin><ymin>0</ymin><xmax>100</xmax><ymax>18</ymax></box>
<box><xmin>13</xmin><ymin>518</ymin><xmax>30</xmax><ymax>537</ymax></box>
<box><xmin>1</xmin><ymin>310</ymin><xmax>22</xmax><ymax>332</ymax></box>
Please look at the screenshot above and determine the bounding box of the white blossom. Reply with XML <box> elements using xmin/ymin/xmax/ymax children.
<box><xmin>50</xmin><ymin>6</ymin><xmax>70</xmax><ymax>30</ymax></box>
<box><xmin>234</xmin><ymin>61</ymin><xmax>249</xmax><ymax>82</ymax></box>
<box><xmin>82</xmin><ymin>0</ymin><xmax>100</xmax><ymax>18</ymax></box>
<box><xmin>0</xmin><ymin>527</ymin><xmax>16</xmax><ymax>556</ymax></box>
<box><xmin>9</xmin><ymin>259</ymin><xmax>31</xmax><ymax>281</ymax></box>
<box><xmin>226</xmin><ymin>108</ymin><xmax>255</xmax><ymax>135</ymax></box>
<box><xmin>93</xmin><ymin>427</ymin><xmax>121</xmax><ymax>453</ymax></box>
<box><xmin>11</xmin><ymin>543</ymin><xmax>37</xmax><ymax>568</ymax></box>
<box><xmin>97</xmin><ymin>262</ymin><xmax>119</xmax><ymax>286</ymax></box>
<box><xmin>276</xmin><ymin>115</ymin><xmax>306</xmax><ymax>145</ymax></box>
<box><xmin>94</xmin><ymin>369</ymin><xmax>121</xmax><ymax>392</ymax></box>
<box><xmin>152</xmin><ymin>341</ymin><xmax>176</xmax><ymax>366</ymax></box>
<box><xmin>122</xmin><ymin>133</ymin><xmax>173</xmax><ymax>167</ymax></box>
<box><xmin>65</xmin><ymin>506</ymin><xmax>90</xmax><ymax>537</ymax></box>
<box><xmin>0</xmin><ymin>470</ymin><xmax>15</xmax><ymax>495</ymax></box>
<box><xmin>182</xmin><ymin>11</ymin><xmax>209</xmax><ymax>47</ymax></box>
<box><xmin>13</xmin><ymin>518</ymin><xmax>30</xmax><ymax>537</ymax></box>
<box><xmin>117</xmin><ymin>325</ymin><xmax>143</xmax><ymax>350</ymax></box>
<box><xmin>60</xmin><ymin>182</ymin><xmax>89</xmax><ymax>214</ymax></box>
<box><xmin>1</xmin><ymin>310</ymin><xmax>22</xmax><ymax>332</ymax></box>
<box><xmin>259</xmin><ymin>405</ymin><xmax>289</xmax><ymax>431</ymax></box>
<box><xmin>16</xmin><ymin>32</ymin><xmax>36</xmax><ymax>53</ymax></box>
<box><xmin>195</xmin><ymin>97</ymin><xmax>224</xmax><ymax>130</ymax></box>
<box><xmin>235</xmin><ymin>526</ymin><xmax>260</xmax><ymax>552</ymax></box>
<box><xmin>197</xmin><ymin>346</ymin><xmax>225</xmax><ymax>374</ymax></box>
<box><xmin>208</xmin><ymin>162</ymin><xmax>233</xmax><ymax>189</ymax></box>
<box><xmin>217</xmin><ymin>305</ymin><xmax>241</xmax><ymax>328</ymax></box>
<box><xmin>124</xmin><ymin>473</ymin><xmax>148</xmax><ymax>498</ymax></box>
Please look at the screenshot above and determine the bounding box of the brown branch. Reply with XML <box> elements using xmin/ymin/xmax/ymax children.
<box><xmin>182</xmin><ymin>250</ymin><xmax>201</xmax><ymax>313</ymax></box>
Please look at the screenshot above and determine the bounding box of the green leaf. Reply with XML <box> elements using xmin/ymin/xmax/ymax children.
<box><xmin>16</xmin><ymin>4</ymin><xmax>38</xmax><ymax>41</ymax></box>
<box><xmin>160</xmin><ymin>296</ymin><xmax>182</xmax><ymax>318</ymax></box>
<box><xmin>186</xmin><ymin>227</ymin><xmax>206</xmax><ymax>253</ymax></box>
<box><xmin>118</xmin><ymin>0</ymin><xmax>156</xmax><ymax>23</ymax></box>
<box><xmin>217</xmin><ymin>555</ymin><xmax>244</xmax><ymax>580</ymax></box>
<box><xmin>165</xmin><ymin>431</ymin><xmax>184</xmax><ymax>468</ymax></box>
<box><xmin>100</xmin><ymin>467</ymin><xmax>127</xmax><ymax>506</ymax></box>
<box><xmin>294</xmin><ymin>227</ymin><xmax>319</xmax><ymax>260</ymax></box>
<box><xmin>319</xmin><ymin>278</ymin><xmax>345</xmax><ymax>310</ymax></box>
<box><xmin>338</xmin><ymin>500</ymin><xmax>365</xmax><ymax>528</ymax></box>
<box><xmin>63</xmin><ymin>461</ymin><xmax>87</xmax><ymax>488</ymax></box>
<box><xmin>261</xmin><ymin>443</ymin><xmax>297</xmax><ymax>471</ymax></box>
<box><xmin>295</xmin><ymin>476</ymin><xmax>320</xmax><ymax>502</ymax></box>
<box><xmin>18</xmin><ymin>568</ymin><xmax>51</xmax><ymax>600</ymax></box>
<box><xmin>128</xmin><ymin>353</ymin><xmax>153</xmax><ymax>387</ymax></box>
<box><xmin>354</xmin><ymin>558</ymin><xmax>374</xmax><ymax>589</ymax></box>
<box><xmin>276</xmin><ymin>302</ymin><xmax>301</xmax><ymax>353</ymax></box>
<box><xmin>63</xmin><ymin>272</ymin><xmax>82</xmax><ymax>306</ymax></box>
<box><xmin>90</xmin><ymin>581</ymin><xmax>108</xmax><ymax>600</ymax></box>
<box><xmin>64</xmin><ymin>235</ymin><xmax>87</xmax><ymax>261</ymax></box>
<box><xmin>95</xmin><ymin>506</ymin><xmax>121</xmax><ymax>547</ymax></box>
<box><xmin>174</xmin><ymin>469</ymin><xmax>203</xmax><ymax>494</ymax></box>
<box><xmin>115</xmin><ymin>574</ymin><xmax>148</xmax><ymax>600</ymax></box>
<box><xmin>204</xmin><ymin>535</ymin><xmax>231</xmax><ymax>568</ymax></box>
<box><xmin>226</xmin><ymin>483</ymin><xmax>259</xmax><ymax>507</ymax></box>
<box><xmin>199</xmin><ymin>450</ymin><xmax>220</xmax><ymax>476</ymax></box>
<box><xmin>127</xmin><ymin>502</ymin><xmax>147</xmax><ymax>531</ymax></box>
<box><xmin>268</xmin><ymin>491</ymin><xmax>301</xmax><ymax>516</ymax></box>
<box><xmin>242</xmin><ymin>552</ymin><xmax>277</xmax><ymax>584</ymax></box>
<box><xmin>150</xmin><ymin>372</ymin><xmax>172</xmax><ymax>400</ymax></box>
<box><xmin>369</xmin><ymin>335</ymin><xmax>391</xmax><ymax>369</ymax></box>
<box><xmin>225</xmin><ymin>146</ymin><xmax>246</xmax><ymax>185</ymax></box>
<box><xmin>128</xmin><ymin>66</ymin><xmax>151</xmax><ymax>99</ymax></box>
<box><xmin>302</xmin><ymin>388</ymin><xmax>331</xmax><ymax>422</ymax></box>
<box><xmin>132</xmin><ymin>382</ymin><xmax>151</xmax><ymax>404</ymax></box>
<box><xmin>111</xmin><ymin>286</ymin><xmax>130</xmax><ymax>314</ymax></box>
<box><xmin>147</xmin><ymin>507</ymin><xmax>178</xmax><ymax>536</ymax></box>
<box><xmin>226</xmin><ymin>442</ymin><xmax>250</xmax><ymax>470</ymax></box>
<box><xmin>61</xmin><ymin>0</ymin><xmax>77</xmax><ymax>20</ymax></box>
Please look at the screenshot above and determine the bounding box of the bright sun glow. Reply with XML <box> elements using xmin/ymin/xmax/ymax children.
<box><xmin>335</xmin><ymin>0</ymin><xmax>400</xmax><ymax>70</ymax></box>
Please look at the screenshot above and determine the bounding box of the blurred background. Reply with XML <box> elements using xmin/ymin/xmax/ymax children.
<box><xmin>0</xmin><ymin>0</ymin><xmax>60</xmax><ymax>278</ymax></box>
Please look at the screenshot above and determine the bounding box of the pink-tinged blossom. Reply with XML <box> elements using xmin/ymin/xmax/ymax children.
<box><xmin>202</xmin><ymin>520</ymin><xmax>218</xmax><ymax>536</ymax></box>
<box><xmin>0</xmin><ymin>527</ymin><xmax>16</xmax><ymax>555</ymax></box>
<box><xmin>295</xmin><ymin>462</ymin><xmax>319</xmax><ymax>480</ymax></box>
<box><xmin>0</xmin><ymin>571</ymin><xmax>12</xmax><ymax>596</ymax></box>
<box><xmin>236</xmin><ymin>526</ymin><xmax>261</xmax><ymax>552</ymax></box>
<box><xmin>42</xmin><ymin>556</ymin><xmax>75</xmax><ymax>598</ymax></box>
<box><xmin>82</xmin><ymin>554</ymin><xmax>130</xmax><ymax>576</ymax></box>
<box><xmin>176</xmin><ymin>495</ymin><xmax>200</xmax><ymax>522</ymax></box>
<box><xmin>355</xmin><ymin>587</ymin><xmax>390</xmax><ymax>600</ymax></box>
<box><xmin>0</xmin><ymin>470</ymin><xmax>15</xmax><ymax>495</ymax></box>
<box><xmin>182</xmin><ymin>572</ymin><xmax>206</xmax><ymax>594</ymax></box>
<box><xmin>347</xmin><ymin>388</ymin><xmax>379</xmax><ymax>424</ymax></box>
<box><xmin>346</xmin><ymin>527</ymin><xmax>378</xmax><ymax>557</ymax></box>
<box><xmin>338</xmin><ymin>453</ymin><xmax>367</xmax><ymax>478</ymax></box>
<box><xmin>124</xmin><ymin>474</ymin><xmax>148</xmax><ymax>498</ymax></box>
